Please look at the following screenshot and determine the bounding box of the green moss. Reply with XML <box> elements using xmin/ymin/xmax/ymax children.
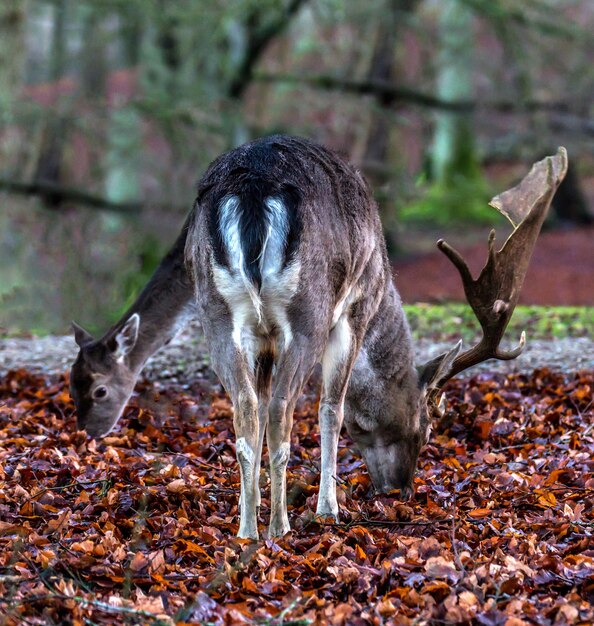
<box><xmin>400</xmin><ymin>174</ymin><xmax>498</xmax><ymax>226</ymax></box>
<box><xmin>404</xmin><ymin>303</ymin><xmax>593</xmax><ymax>342</ymax></box>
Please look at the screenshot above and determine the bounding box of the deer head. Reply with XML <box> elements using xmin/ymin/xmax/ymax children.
<box><xmin>348</xmin><ymin>148</ymin><xmax>568</xmax><ymax>499</ymax></box>
<box><xmin>70</xmin><ymin>314</ymin><xmax>140</xmax><ymax>437</ymax></box>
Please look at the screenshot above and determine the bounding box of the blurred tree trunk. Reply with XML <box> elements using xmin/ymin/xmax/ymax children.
<box><xmin>364</xmin><ymin>0</ymin><xmax>418</xmax><ymax>171</ymax></box>
<box><xmin>105</xmin><ymin>7</ymin><xmax>143</xmax><ymax>204</ymax></box>
<box><xmin>80</xmin><ymin>7</ymin><xmax>107</xmax><ymax>99</ymax></box>
<box><xmin>0</xmin><ymin>0</ymin><xmax>28</xmax><ymax>172</ymax></box>
<box><xmin>156</xmin><ymin>6</ymin><xmax>180</xmax><ymax>87</ymax></box>
<box><xmin>0</xmin><ymin>1</ymin><xmax>27</xmax><ymax>117</ymax></box>
<box><xmin>430</xmin><ymin>0</ymin><xmax>481</xmax><ymax>189</ymax></box>
<box><xmin>363</xmin><ymin>0</ymin><xmax>419</xmax><ymax>254</ymax></box>
<box><xmin>34</xmin><ymin>0</ymin><xmax>68</xmax><ymax>206</ymax></box>
<box><xmin>225</xmin><ymin>0</ymin><xmax>308</xmax><ymax>148</ymax></box>
<box><xmin>551</xmin><ymin>161</ymin><xmax>593</xmax><ymax>225</ymax></box>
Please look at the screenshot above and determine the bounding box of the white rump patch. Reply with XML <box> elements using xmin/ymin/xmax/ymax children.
<box><xmin>213</xmin><ymin>195</ymin><xmax>300</xmax><ymax>358</ymax></box>
<box><xmin>261</xmin><ymin>197</ymin><xmax>290</xmax><ymax>279</ymax></box>
<box><xmin>218</xmin><ymin>196</ymin><xmax>262</xmax><ymax>322</ymax></box>
<box><xmin>218</xmin><ymin>196</ymin><xmax>242</xmax><ymax>264</ymax></box>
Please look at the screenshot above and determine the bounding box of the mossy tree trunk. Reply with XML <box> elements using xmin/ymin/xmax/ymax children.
<box><xmin>363</xmin><ymin>0</ymin><xmax>419</xmax><ymax>255</ymax></box>
<box><xmin>429</xmin><ymin>0</ymin><xmax>487</xmax><ymax>219</ymax></box>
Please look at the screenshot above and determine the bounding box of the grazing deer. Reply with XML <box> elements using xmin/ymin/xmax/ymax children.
<box><xmin>70</xmin><ymin>136</ymin><xmax>567</xmax><ymax>539</ymax></box>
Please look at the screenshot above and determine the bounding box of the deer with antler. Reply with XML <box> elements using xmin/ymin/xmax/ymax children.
<box><xmin>69</xmin><ymin>136</ymin><xmax>567</xmax><ymax>539</ymax></box>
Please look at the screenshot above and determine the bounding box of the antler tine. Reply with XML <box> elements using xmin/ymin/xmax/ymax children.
<box><xmin>496</xmin><ymin>330</ymin><xmax>526</xmax><ymax>360</ymax></box>
<box><xmin>436</xmin><ymin>239</ymin><xmax>474</xmax><ymax>287</ymax></box>
<box><xmin>428</xmin><ymin>148</ymin><xmax>568</xmax><ymax>390</ymax></box>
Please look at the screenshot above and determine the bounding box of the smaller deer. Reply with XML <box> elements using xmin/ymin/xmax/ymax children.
<box><xmin>70</xmin><ymin>136</ymin><xmax>567</xmax><ymax>539</ymax></box>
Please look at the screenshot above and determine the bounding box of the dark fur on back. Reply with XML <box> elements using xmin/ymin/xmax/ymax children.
<box><xmin>200</xmin><ymin>138</ymin><xmax>303</xmax><ymax>290</ymax></box>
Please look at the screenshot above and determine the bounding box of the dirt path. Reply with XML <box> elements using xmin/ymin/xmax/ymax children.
<box><xmin>395</xmin><ymin>226</ymin><xmax>594</xmax><ymax>305</ymax></box>
<box><xmin>1</xmin><ymin>320</ymin><xmax>592</xmax><ymax>384</ymax></box>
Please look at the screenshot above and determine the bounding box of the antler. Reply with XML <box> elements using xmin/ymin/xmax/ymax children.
<box><xmin>428</xmin><ymin>147</ymin><xmax>568</xmax><ymax>391</ymax></box>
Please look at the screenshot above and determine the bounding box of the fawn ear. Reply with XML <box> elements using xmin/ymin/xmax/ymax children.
<box><xmin>72</xmin><ymin>321</ymin><xmax>94</xmax><ymax>348</ymax></box>
<box><xmin>110</xmin><ymin>314</ymin><xmax>140</xmax><ymax>362</ymax></box>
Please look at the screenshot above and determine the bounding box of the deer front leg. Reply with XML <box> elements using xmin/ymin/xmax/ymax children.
<box><xmin>316</xmin><ymin>402</ymin><xmax>343</xmax><ymax>519</ymax></box>
<box><xmin>233</xmin><ymin>387</ymin><xmax>260</xmax><ymax>540</ymax></box>
<box><xmin>317</xmin><ymin>315</ymin><xmax>358</xmax><ymax>519</ymax></box>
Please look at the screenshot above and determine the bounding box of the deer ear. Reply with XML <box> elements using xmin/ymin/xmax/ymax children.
<box><xmin>111</xmin><ymin>313</ymin><xmax>140</xmax><ymax>361</ymax></box>
<box><xmin>417</xmin><ymin>340</ymin><xmax>462</xmax><ymax>389</ymax></box>
<box><xmin>72</xmin><ymin>321</ymin><xmax>94</xmax><ymax>348</ymax></box>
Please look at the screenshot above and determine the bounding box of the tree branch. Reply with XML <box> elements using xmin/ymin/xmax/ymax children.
<box><xmin>0</xmin><ymin>179</ymin><xmax>142</xmax><ymax>213</ymax></box>
<box><xmin>254</xmin><ymin>72</ymin><xmax>576</xmax><ymax>114</ymax></box>
<box><xmin>228</xmin><ymin>0</ymin><xmax>308</xmax><ymax>99</ymax></box>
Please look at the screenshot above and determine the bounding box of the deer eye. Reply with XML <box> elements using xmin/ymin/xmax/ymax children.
<box><xmin>93</xmin><ymin>386</ymin><xmax>108</xmax><ymax>400</ymax></box>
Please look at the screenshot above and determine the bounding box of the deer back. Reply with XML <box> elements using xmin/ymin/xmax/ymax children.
<box><xmin>184</xmin><ymin>135</ymin><xmax>392</xmax><ymax>362</ymax></box>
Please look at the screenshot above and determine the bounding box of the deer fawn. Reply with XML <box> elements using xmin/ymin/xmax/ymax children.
<box><xmin>70</xmin><ymin>136</ymin><xmax>567</xmax><ymax>539</ymax></box>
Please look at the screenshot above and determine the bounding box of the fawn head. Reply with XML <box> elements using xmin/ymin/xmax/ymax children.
<box><xmin>69</xmin><ymin>314</ymin><xmax>140</xmax><ymax>437</ymax></box>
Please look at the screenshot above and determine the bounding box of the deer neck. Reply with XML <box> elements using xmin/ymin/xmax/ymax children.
<box><xmin>362</xmin><ymin>281</ymin><xmax>416</xmax><ymax>381</ymax></box>
<box><xmin>112</xmin><ymin>223</ymin><xmax>196</xmax><ymax>374</ymax></box>
<box><xmin>347</xmin><ymin>279</ymin><xmax>418</xmax><ymax>420</ymax></box>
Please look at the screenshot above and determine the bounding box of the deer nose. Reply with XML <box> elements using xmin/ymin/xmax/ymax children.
<box><xmin>77</xmin><ymin>419</ymin><xmax>103</xmax><ymax>438</ymax></box>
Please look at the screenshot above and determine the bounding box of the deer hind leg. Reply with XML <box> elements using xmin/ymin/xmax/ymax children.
<box><xmin>267</xmin><ymin>336</ymin><xmax>318</xmax><ymax>538</ymax></box>
<box><xmin>317</xmin><ymin>314</ymin><xmax>360</xmax><ymax>520</ymax></box>
<box><xmin>211</xmin><ymin>342</ymin><xmax>261</xmax><ymax>540</ymax></box>
<box><xmin>233</xmin><ymin>385</ymin><xmax>261</xmax><ymax>539</ymax></box>
<box><xmin>254</xmin><ymin>349</ymin><xmax>274</xmax><ymax>510</ymax></box>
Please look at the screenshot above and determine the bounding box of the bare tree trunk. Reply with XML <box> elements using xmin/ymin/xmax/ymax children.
<box><xmin>0</xmin><ymin>1</ymin><xmax>27</xmax><ymax>112</ymax></box>
<box><xmin>80</xmin><ymin>7</ymin><xmax>107</xmax><ymax>99</ymax></box>
<box><xmin>104</xmin><ymin>6</ymin><xmax>142</xmax><ymax>204</ymax></box>
<box><xmin>550</xmin><ymin>160</ymin><xmax>593</xmax><ymax>225</ymax></box>
<box><xmin>364</xmin><ymin>0</ymin><xmax>416</xmax><ymax>167</ymax></box>
<box><xmin>224</xmin><ymin>0</ymin><xmax>308</xmax><ymax>149</ymax></box>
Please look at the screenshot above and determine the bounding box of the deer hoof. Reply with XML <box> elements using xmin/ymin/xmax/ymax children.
<box><xmin>315</xmin><ymin>503</ymin><xmax>339</xmax><ymax>522</ymax></box>
<box><xmin>237</xmin><ymin>521</ymin><xmax>259</xmax><ymax>540</ymax></box>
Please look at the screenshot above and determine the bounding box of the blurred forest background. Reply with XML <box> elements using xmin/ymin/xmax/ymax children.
<box><xmin>1</xmin><ymin>0</ymin><xmax>593</xmax><ymax>335</ymax></box>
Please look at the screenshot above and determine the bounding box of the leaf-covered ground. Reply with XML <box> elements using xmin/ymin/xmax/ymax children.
<box><xmin>0</xmin><ymin>367</ymin><xmax>593</xmax><ymax>625</ymax></box>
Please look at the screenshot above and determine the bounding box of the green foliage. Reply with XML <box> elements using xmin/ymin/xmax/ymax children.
<box><xmin>404</xmin><ymin>303</ymin><xmax>594</xmax><ymax>342</ymax></box>
<box><xmin>108</xmin><ymin>233</ymin><xmax>165</xmax><ymax>326</ymax></box>
<box><xmin>1</xmin><ymin>0</ymin><xmax>592</xmax><ymax>337</ymax></box>
<box><xmin>400</xmin><ymin>173</ymin><xmax>495</xmax><ymax>226</ymax></box>
<box><xmin>460</xmin><ymin>0</ymin><xmax>589</xmax><ymax>40</ymax></box>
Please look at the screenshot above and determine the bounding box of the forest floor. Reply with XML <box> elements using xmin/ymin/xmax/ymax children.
<box><xmin>0</xmin><ymin>225</ymin><xmax>593</xmax><ymax>625</ymax></box>
<box><xmin>0</xmin><ymin>353</ymin><xmax>593</xmax><ymax>624</ymax></box>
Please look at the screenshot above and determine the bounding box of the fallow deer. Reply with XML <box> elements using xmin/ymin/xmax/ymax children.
<box><xmin>70</xmin><ymin>136</ymin><xmax>568</xmax><ymax>539</ymax></box>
